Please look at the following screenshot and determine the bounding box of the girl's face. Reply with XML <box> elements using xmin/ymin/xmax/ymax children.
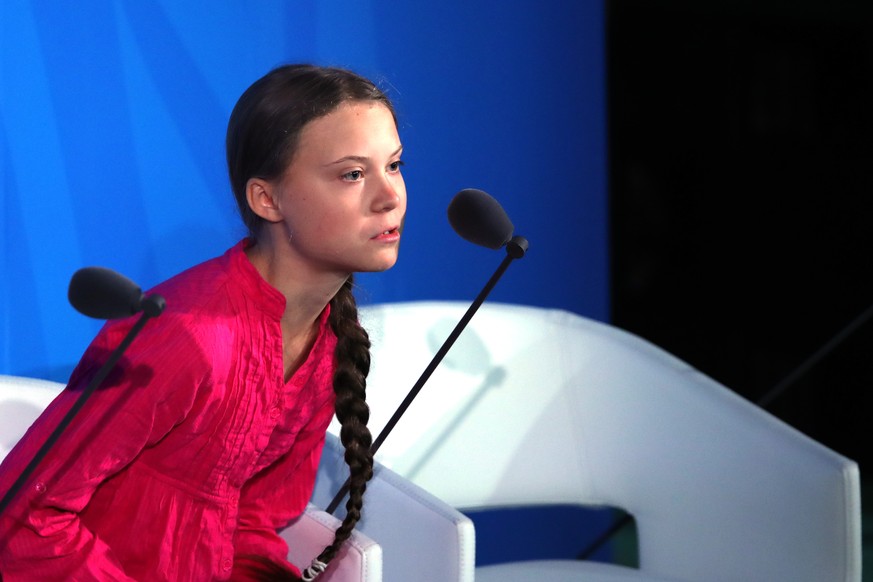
<box><xmin>262</xmin><ymin>101</ymin><xmax>406</xmax><ymax>277</ymax></box>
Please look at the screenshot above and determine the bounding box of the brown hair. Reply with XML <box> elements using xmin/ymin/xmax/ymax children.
<box><xmin>226</xmin><ymin>64</ymin><xmax>396</xmax><ymax>236</ymax></box>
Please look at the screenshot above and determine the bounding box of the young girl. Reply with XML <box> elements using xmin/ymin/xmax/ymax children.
<box><xmin>0</xmin><ymin>64</ymin><xmax>406</xmax><ymax>581</ymax></box>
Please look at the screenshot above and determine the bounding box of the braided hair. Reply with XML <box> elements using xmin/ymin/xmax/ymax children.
<box><xmin>226</xmin><ymin>64</ymin><xmax>390</xmax><ymax>580</ymax></box>
<box><xmin>318</xmin><ymin>277</ymin><xmax>374</xmax><ymax>564</ymax></box>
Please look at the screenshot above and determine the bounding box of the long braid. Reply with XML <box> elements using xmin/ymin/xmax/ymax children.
<box><xmin>308</xmin><ymin>277</ymin><xmax>374</xmax><ymax>571</ymax></box>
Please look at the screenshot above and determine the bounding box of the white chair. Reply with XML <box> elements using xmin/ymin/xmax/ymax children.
<box><xmin>344</xmin><ymin>301</ymin><xmax>862</xmax><ymax>582</ymax></box>
<box><xmin>0</xmin><ymin>374</ymin><xmax>474</xmax><ymax>582</ymax></box>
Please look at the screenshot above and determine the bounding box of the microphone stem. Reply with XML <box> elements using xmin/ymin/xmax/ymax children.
<box><xmin>757</xmin><ymin>300</ymin><xmax>873</xmax><ymax>408</ymax></box>
<box><xmin>0</xmin><ymin>302</ymin><xmax>164</xmax><ymax>520</ymax></box>
<box><xmin>326</xmin><ymin>236</ymin><xmax>528</xmax><ymax>515</ymax></box>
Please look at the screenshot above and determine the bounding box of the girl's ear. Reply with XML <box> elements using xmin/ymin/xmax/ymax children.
<box><xmin>245</xmin><ymin>178</ymin><xmax>282</xmax><ymax>223</ymax></box>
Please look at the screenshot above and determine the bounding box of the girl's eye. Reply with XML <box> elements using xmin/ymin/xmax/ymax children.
<box><xmin>389</xmin><ymin>160</ymin><xmax>404</xmax><ymax>172</ymax></box>
<box><xmin>343</xmin><ymin>170</ymin><xmax>363</xmax><ymax>181</ymax></box>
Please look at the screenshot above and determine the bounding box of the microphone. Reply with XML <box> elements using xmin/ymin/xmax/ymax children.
<box><xmin>326</xmin><ymin>188</ymin><xmax>528</xmax><ymax>514</ymax></box>
<box><xmin>0</xmin><ymin>268</ymin><xmax>166</xmax><ymax>519</ymax></box>
<box><xmin>448</xmin><ymin>188</ymin><xmax>514</xmax><ymax>249</ymax></box>
<box><xmin>68</xmin><ymin>267</ymin><xmax>165</xmax><ymax>319</ymax></box>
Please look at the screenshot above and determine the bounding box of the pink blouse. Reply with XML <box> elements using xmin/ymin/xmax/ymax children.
<box><xmin>0</xmin><ymin>240</ymin><xmax>338</xmax><ymax>581</ymax></box>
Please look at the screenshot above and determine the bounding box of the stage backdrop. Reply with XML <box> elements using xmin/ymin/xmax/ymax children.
<box><xmin>1</xmin><ymin>1</ymin><xmax>606</xmax><ymax>382</ymax></box>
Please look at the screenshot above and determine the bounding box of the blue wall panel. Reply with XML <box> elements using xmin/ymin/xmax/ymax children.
<box><xmin>1</xmin><ymin>1</ymin><xmax>606</xmax><ymax>381</ymax></box>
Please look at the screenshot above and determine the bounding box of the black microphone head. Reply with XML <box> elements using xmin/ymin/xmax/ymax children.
<box><xmin>447</xmin><ymin>188</ymin><xmax>514</xmax><ymax>249</ymax></box>
<box><xmin>68</xmin><ymin>267</ymin><xmax>144</xmax><ymax>320</ymax></box>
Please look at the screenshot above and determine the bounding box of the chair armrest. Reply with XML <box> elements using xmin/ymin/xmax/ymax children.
<box><xmin>312</xmin><ymin>433</ymin><xmax>475</xmax><ymax>582</ymax></box>
<box><xmin>280</xmin><ymin>504</ymin><xmax>382</xmax><ymax>582</ymax></box>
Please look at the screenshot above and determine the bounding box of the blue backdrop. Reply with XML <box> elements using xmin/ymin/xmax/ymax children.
<box><xmin>1</xmin><ymin>1</ymin><xmax>606</xmax><ymax>382</ymax></box>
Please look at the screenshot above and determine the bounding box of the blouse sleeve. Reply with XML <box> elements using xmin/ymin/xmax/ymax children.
<box><xmin>232</xmin><ymin>396</ymin><xmax>336</xmax><ymax>576</ymax></box>
<box><xmin>0</xmin><ymin>316</ymin><xmax>202</xmax><ymax>581</ymax></box>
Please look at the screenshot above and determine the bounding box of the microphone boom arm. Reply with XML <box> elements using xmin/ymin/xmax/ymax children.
<box><xmin>0</xmin><ymin>295</ymin><xmax>166</xmax><ymax>520</ymax></box>
<box><xmin>326</xmin><ymin>235</ymin><xmax>528</xmax><ymax>514</ymax></box>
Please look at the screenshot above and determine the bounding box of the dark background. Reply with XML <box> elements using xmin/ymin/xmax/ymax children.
<box><xmin>609</xmin><ymin>0</ymin><xmax>872</xmax><ymax>468</ymax></box>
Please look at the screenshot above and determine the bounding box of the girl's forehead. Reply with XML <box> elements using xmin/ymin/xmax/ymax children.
<box><xmin>297</xmin><ymin>103</ymin><xmax>399</xmax><ymax>150</ymax></box>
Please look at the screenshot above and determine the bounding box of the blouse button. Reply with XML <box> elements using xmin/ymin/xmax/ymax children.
<box><xmin>269</xmin><ymin>407</ymin><xmax>280</xmax><ymax>419</ymax></box>
<box><xmin>34</xmin><ymin>481</ymin><xmax>47</xmax><ymax>493</ymax></box>
<box><xmin>222</xmin><ymin>559</ymin><xmax>232</xmax><ymax>571</ymax></box>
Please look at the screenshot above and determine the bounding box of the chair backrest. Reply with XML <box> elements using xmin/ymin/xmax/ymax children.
<box><xmin>344</xmin><ymin>301</ymin><xmax>861</xmax><ymax>582</ymax></box>
<box><xmin>1</xmin><ymin>373</ymin><xmax>475</xmax><ymax>582</ymax></box>
<box><xmin>0</xmin><ymin>375</ymin><xmax>64</xmax><ymax>461</ymax></box>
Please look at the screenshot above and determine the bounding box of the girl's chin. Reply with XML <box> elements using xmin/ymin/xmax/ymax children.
<box><xmin>359</xmin><ymin>255</ymin><xmax>400</xmax><ymax>273</ymax></box>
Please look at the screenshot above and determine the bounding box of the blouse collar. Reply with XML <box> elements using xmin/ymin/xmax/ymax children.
<box><xmin>229</xmin><ymin>238</ymin><xmax>333</xmax><ymax>327</ymax></box>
